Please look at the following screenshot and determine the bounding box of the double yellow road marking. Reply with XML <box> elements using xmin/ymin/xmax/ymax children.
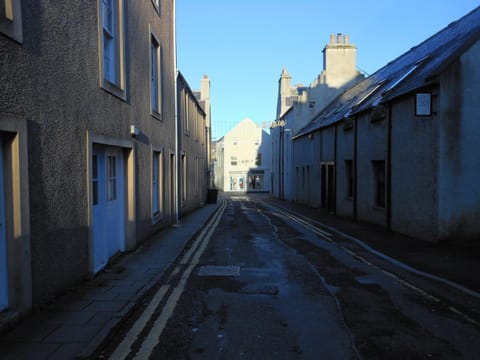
<box><xmin>110</xmin><ymin>200</ymin><xmax>227</xmax><ymax>360</ymax></box>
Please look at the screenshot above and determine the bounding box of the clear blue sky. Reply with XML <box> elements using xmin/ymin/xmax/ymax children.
<box><xmin>176</xmin><ymin>0</ymin><xmax>479</xmax><ymax>140</ymax></box>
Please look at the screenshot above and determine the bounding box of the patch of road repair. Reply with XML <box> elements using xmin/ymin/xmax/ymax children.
<box><xmin>198</xmin><ymin>265</ymin><xmax>241</xmax><ymax>277</ymax></box>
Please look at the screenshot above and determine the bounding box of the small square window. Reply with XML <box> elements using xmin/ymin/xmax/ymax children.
<box><xmin>416</xmin><ymin>93</ymin><xmax>432</xmax><ymax>116</ymax></box>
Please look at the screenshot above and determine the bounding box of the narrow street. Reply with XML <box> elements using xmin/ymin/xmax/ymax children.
<box><xmin>97</xmin><ymin>194</ymin><xmax>480</xmax><ymax>359</ymax></box>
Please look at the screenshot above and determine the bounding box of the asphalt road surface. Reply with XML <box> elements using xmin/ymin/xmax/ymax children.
<box><xmin>99</xmin><ymin>194</ymin><xmax>480</xmax><ymax>359</ymax></box>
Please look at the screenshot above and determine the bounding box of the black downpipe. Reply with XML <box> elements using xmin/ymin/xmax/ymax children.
<box><xmin>353</xmin><ymin>117</ymin><xmax>358</xmax><ymax>220</ymax></box>
<box><xmin>334</xmin><ymin>125</ymin><xmax>338</xmax><ymax>215</ymax></box>
<box><xmin>386</xmin><ymin>104</ymin><xmax>392</xmax><ymax>230</ymax></box>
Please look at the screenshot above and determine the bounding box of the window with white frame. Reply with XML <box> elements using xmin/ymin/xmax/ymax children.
<box><xmin>92</xmin><ymin>155</ymin><xmax>99</xmax><ymax>205</ymax></box>
<box><xmin>0</xmin><ymin>0</ymin><xmax>22</xmax><ymax>43</ymax></box>
<box><xmin>152</xmin><ymin>150</ymin><xmax>163</xmax><ymax>217</ymax></box>
<box><xmin>100</xmin><ymin>0</ymin><xmax>126</xmax><ymax>97</ymax></box>
<box><xmin>151</xmin><ymin>34</ymin><xmax>162</xmax><ymax>117</ymax></box>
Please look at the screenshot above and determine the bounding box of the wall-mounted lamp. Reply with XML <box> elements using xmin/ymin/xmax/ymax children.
<box><xmin>130</xmin><ymin>125</ymin><xmax>140</xmax><ymax>137</ymax></box>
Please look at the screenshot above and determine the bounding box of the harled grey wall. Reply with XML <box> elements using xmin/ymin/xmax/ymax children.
<box><xmin>0</xmin><ymin>0</ymin><xmax>176</xmax><ymax>304</ymax></box>
<box><xmin>390</xmin><ymin>92</ymin><xmax>439</xmax><ymax>241</ymax></box>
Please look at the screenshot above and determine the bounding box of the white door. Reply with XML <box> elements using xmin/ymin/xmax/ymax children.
<box><xmin>0</xmin><ymin>137</ymin><xmax>8</xmax><ymax>311</ymax></box>
<box><xmin>92</xmin><ymin>147</ymin><xmax>125</xmax><ymax>274</ymax></box>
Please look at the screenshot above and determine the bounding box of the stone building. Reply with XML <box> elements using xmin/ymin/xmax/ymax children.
<box><xmin>177</xmin><ymin>71</ymin><xmax>209</xmax><ymax>215</ymax></box>
<box><xmin>215</xmin><ymin>118</ymin><xmax>271</xmax><ymax>193</ymax></box>
<box><xmin>271</xmin><ymin>34</ymin><xmax>364</xmax><ymax>200</ymax></box>
<box><xmin>0</xmin><ymin>0</ymin><xmax>209</xmax><ymax>320</ymax></box>
<box><xmin>292</xmin><ymin>6</ymin><xmax>480</xmax><ymax>242</ymax></box>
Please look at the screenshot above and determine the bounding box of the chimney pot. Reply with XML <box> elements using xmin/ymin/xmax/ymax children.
<box><xmin>337</xmin><ymin>33</ymin><xmax>342</xmax><ymax>44</ymax></box>
<box><xmin>344</xmin><ymin>34</ymin><xmax>349</xmax><ymax>44</ymax></box>
<box><xmin>330</xmin><ymin>34</ymin><xmax>335</xmax><ymax>44</ymax></box>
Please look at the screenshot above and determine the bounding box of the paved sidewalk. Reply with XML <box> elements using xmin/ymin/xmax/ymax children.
<box><xmin>0</xmin><ymin>201</ymin><xmax>221</xmax><ymax>360</ymax></box>
<box><xmin>265</xmin><ymin>197</ymin><xmax>480</xmax><ymax>294</ymax></box>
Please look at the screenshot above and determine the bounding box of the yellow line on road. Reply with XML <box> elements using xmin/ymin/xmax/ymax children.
<box><xmin>134</xmin><ymin>200</ymin><xmax>227</xmax><ymax>359</ymax></box>
<box><xmin>109</xmin><ymin>285</ymin><xmax>170</xmax><ymax>360</ymax></box>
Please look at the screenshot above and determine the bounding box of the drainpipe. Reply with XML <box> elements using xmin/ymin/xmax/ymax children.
<box><xmin>280</xmin><ymin>125</ymin><xmax>284</xmax><ymax>199</ymax></box>
<box><xmin>173</xmin><ymin>0</ymin><xmax>179</xmax><ymax>225</ymax></box>
<box><xmin>334</xmin><ymin>124</ymin><xmax>338</xmax><ymax>215</ymax></box>
<box><xmin>353</xmin><ymin>116</ymin><xmax>358</xmax><ymax>220</ymax></box>
<box><xmin>386</xmin><ymin>104</ymin><xmax>392</xmax><ymax>230</ymax></box>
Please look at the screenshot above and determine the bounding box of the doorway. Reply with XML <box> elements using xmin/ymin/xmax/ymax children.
<box><xmin>321</xmin><ymin>162</ymin><xmax>335</xmax><ymax>213</ymax></box>
<box><xmin>92</xmin><ymin>146</ymin><xmax>126</xmax><ymax>274</ymax></box>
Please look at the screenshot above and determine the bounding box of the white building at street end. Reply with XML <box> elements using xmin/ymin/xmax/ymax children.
<box><xmin>215</xmin><ymin>118</ymin><xmax>271</xmax><ymax>192</ymax></box>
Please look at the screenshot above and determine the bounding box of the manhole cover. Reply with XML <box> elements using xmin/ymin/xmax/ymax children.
<box><xmin>198</xmin><ymin>265</ymin><xmax>241</xmax><ymax>277</ymax></box>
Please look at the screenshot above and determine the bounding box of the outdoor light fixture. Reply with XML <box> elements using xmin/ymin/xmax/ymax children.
<box><xmin>130</xmin><ymin>125</ymin><xmax>140</xmax><ymax>137</ymax></box>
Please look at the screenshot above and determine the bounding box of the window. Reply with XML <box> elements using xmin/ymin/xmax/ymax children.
<box><xmin>152</xmin><ymin>151</ymin><xmax>163</xmax><ymax>217</ymax></box>
<box><xmin>151</xmin><ymin>34</ymin><xmax>162</xmax><ymax>117</ymax></box>
<box><xmin>92</xmin><ymin>155</ymin><xmax>99</xmax><ymax>205</ymax></box>
<box><xmin>100</xmin><ymin>0</ymin><xmax>126</xmax><ymax>98</ymax></box>
<box><xmin>345</xmin><ymin>160</ymin><xmax>353</xmax><ymax>198</ymax></box>
<box><xmin>0</xmin><ymin>0</ymin><xmax>22</xmax><ymax>43</ymax></box>
<box><xmin>107</xmin><ymin>155</ymin><xmax>117</xmax><ymax>201</ymax></box>
<box><xmin>372</xmin><ymin>160</ymin><xmax>385</xmax><ymax>208</ymax></box>
<box><xmin>231</xmin><ymin>156</ymin><xmax>237</xmax><ymax>166</ymax></box>
<box><xmin>255</xmin><ymin>153</ymin><xmax>262</xmax><ymax>166</ymax></box>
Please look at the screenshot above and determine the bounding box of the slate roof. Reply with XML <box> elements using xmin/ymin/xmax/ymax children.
<box><xmin>294</xmin><ymin>6</ymin><xmax>480</xmax><ymax>139</ymax></box>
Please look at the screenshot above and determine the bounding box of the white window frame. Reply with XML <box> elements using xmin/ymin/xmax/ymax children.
<box><xmin>150</xmin><ymin>30</ymin><xmax>162</xmax><ymax>119</ymax></box>
<box><xmin>0</xmin><ymin>0</ymin><xmax>22</xmax><ymax>43</ymax></box>
<box><xmin>99</xmin><ymin>0</ymin><xmax>126</xmax><ymax>99</ymax></box>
